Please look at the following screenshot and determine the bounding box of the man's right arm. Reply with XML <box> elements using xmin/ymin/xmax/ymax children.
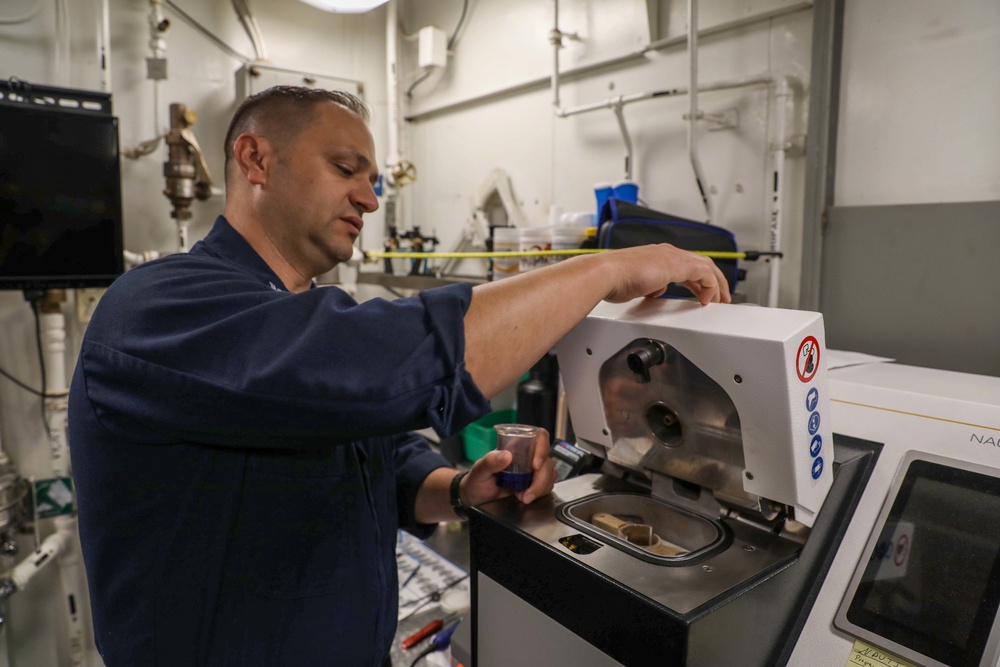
<box><xmin>463</xmin><ymin>244</ymin><xmax>731</xmax><ymax>398</ymax></box>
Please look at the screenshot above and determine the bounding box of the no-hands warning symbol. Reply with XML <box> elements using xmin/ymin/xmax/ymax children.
<box><xmin>796</xmin><ymin>336</ymin><xmax>820</xmax><ymax>383</ymax></box>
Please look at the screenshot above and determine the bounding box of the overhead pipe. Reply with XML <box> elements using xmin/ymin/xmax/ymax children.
<box><xmin>230</xmin><ymin>0</ymin><xmax>269</xmax><ymax>62</ymax></box>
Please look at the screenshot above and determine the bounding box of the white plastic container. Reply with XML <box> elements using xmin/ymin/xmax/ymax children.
<box><xmin>519</xmin><ymin>227</ymin><xmax>552</xmax><ymax>273</ymax></box>
<box><xmin>492</xmin><ymin>227</ymin><xmax>520</xmax><ymax>280</ymax></box>
<box><xmin>550</xmin><ymin>225</ymin><xmax>588</xmax><ymax>262</ymax></box>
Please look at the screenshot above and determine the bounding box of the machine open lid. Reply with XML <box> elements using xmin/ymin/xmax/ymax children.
<box><xmin>555</xmin><ymin>299</ymin><xmax>833</xmax><ymax>527</ymax></box>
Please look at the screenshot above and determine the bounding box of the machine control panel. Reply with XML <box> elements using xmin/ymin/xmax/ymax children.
<box><xmin>836</xmin><ymin>452</ymin><xmax>1000</xmax><ymax>667</ymax></box>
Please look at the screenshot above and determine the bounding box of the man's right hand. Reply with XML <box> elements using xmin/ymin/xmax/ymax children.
<box><xmin>598</xmin><ymin>243</ymin><xmax>732</xmax><ymax>306</ymax></box>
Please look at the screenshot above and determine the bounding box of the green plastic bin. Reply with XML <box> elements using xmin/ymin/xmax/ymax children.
<box><xmin>461</xmin><ymin>409</ymin><xmax>517</xmax><ymax>462</ymax></box>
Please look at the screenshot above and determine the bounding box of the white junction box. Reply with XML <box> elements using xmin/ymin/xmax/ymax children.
<box><xmin>418</xmin><ymin>26</ymin><xmax>448</xmax><ymax>69</ymax></box>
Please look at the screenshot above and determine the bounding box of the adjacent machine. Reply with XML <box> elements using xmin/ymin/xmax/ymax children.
<box><xmin>467</xmin><ymin>299</ymin><xmax>1000</xmax><ymax>666</ymax></box>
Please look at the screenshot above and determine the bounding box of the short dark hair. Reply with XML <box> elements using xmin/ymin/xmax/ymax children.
<box><xmin>223</xmin><ymin>86</ymin><xmax>369</xmax><ymax>178</ymax></box>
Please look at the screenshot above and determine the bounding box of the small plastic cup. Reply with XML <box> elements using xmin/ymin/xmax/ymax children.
<box><xmin>612</xmin><ymin>180</ymin><xmax>639</xmax><ymax>204</ymax></box>
<box><xmin>493</xmin><ymin>424</ymin><xmax>538</xmax><ymax>491</ymax></box>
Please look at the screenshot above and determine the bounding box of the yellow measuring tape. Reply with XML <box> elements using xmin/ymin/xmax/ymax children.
<box><xmin>365</xmin><ymin>249</ymin><xmax>762</xmax><ymax>261</ymax></box>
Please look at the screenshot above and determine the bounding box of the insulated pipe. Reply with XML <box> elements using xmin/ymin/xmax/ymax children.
<box><xmin>53</xmin><ymin>516</ymin><xmax>87</xmax><ymax>667</ymax></box>
<box><xmin>36</xmin><ymin>297</ymin><xmax>88</xmax><ymax>667</ymax></box>
<box><xmin>3</xmin><ymin>522</ymin><xmax>72</xmax><ymax>594</ymax></box>
<box><xmin>688</xmin><ymin>0</ymin><xmax>711</xmax><ymax>223</ymax></box>
<box><xmin>39</xmin><ymin>310</ymin><xmax>71</xmax><ymax>477</ymax></box>
<box><xmin>0</xmin><ymin>518</ymin><xmax>86</xmax><ymax>667</ymax></box>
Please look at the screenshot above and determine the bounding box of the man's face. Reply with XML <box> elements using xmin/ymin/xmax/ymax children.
<box><xmin>261</xmin><ymin>102</ymin><xmax>379</xmax><ymax>278</ymax></box>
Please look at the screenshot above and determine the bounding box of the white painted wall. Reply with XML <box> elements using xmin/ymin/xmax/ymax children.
<box><xmin>398</xmin><ymin>0</ymin><xmax>814</xmax><ymax>308</ymax></box>
<box><xmin>835</xmin><ymin>0</ymin><xmax>1000</xmax><ymax>206</ymax></box>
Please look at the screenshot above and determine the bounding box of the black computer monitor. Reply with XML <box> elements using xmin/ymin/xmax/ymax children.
<box><xmin>0</xmin><ymin>81</ymin><xmax>124</xmax><ymax>290</ymax></box>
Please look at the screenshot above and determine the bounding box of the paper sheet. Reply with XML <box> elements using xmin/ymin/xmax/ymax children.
<box><xmin>396</xmin><ymin>529</ymin><xmax>468</xmax><ymax>621</ymax></box>
<box><xmin>845</xmin><ymin>639</ymin><xmax>920</xmax><ymax>667</ymax></box>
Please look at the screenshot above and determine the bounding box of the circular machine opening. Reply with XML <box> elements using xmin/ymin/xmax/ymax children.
<box><xmin>646</xmin><ymin>403</ymin><xmax>682</xmax><ymax>446</ymax></box>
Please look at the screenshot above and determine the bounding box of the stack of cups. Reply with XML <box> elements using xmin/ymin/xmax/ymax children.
<box><xmin>492</xmin><ymin>227</ymin><xmax>520</xmax><ymax>280</ymax></box>
<box><xmin>594</xmin><ymin>182</ymin><xmax>614</xmax><ymax>221</ymax></box>
<box><xmin>594</xmin><ymin>180</ymin><xmax>641</xmax><ymax>221</ymax></box>
<box><xmin>613</xmin><ymin>180</ymin><xmax>639</xmax><ymax>204</ymax></box>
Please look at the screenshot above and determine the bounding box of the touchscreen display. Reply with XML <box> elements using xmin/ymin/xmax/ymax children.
<box><xmin>844</xmin><ymin>460</ymin><xmax>1000</xmax><ymax>666</ymax></box>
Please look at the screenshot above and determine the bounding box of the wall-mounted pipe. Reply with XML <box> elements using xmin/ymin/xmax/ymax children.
<box><xmin>36</xmin><ymin>295</ymin><xmax>88</xmax><ymax>667</ymax></box>
<box><xmin>767</xmin><ymin>76</ymin><xmax>792</xmax><ymax>308</ymax></box>
<box><xmin>687</xmin><ymin>0</ymin><xmax>711</xmax><ymax>223</ymax></box>
<box><xmin>551</xmin><ymin>70</ymin><xmax>790</xmax><ymax>307</ymax></box>
<box><xmin>611</xmin><ymin>100</ymin><xmax>633</xmax><ymax>181</ymax></box>
<box><xmin>411</xmin><ymin>1</ymin><xmax>809</xmax><ymax>123</ymax></box>
<box><xmin>97</xmin><ymin>0</ymin><xmax>111</xmax><ymax>92</ymax></box>
<box><xmin>230</xmin><ymin>0</ymin><xmax>269</xmax><ymax>62</ymax></box>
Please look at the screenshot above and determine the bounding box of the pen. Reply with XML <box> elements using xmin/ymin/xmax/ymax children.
<box><xmin>401</xmin><ymin>612</ymin><xmax>462</xmax><ymax>650</ymax></box>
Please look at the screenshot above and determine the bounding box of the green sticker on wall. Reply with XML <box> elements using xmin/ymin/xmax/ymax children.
<box><xmin>33</xmin><ymin>477</ymin><xmax>75</xmax><ymax>519</ymax></box>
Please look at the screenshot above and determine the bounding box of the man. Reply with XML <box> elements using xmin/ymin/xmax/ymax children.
<box><xmin>68</xmin><ymin>86</ymin><xmax>730</xmax><ymax>666</ymax></box>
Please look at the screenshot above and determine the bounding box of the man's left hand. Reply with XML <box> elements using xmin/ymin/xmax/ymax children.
<box><xmin>462</xmin><ymin>428</ymin><xmax>557</xmax><ymax>506</ymax></box>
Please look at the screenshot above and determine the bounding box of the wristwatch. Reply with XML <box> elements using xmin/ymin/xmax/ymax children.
<box><xmin>449</xmin><ymin>470</ymin><xmax>471</xmax><ymax>520</ymax></box>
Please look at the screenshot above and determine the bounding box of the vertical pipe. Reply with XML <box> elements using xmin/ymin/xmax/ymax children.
<box><xmin>611</xmin><ymin>102</ymin><xmax>633</xmax><ymax>182</ymax></box>
<box><xmin>766</xmin><ymin>77</ymin><xmax>791</xmax><ymax>308</ymax></box>
<box><xmin>37</xmin><ymin>295</ymin><xmax>88</xmax><ymax>666</ymax></box>
<box><xmin>799</xmin><ymin>0</ymin><xmax>845</xmax><ymax>311</ymax></box>
<box><xmin>385</xmin><ymin>0</ymin><xmax>407</xmax><ymax>237</ymax></box>
<box><xmin>551</xmin><ymin>0</ymin><xmax>561</xmax><ymax>111</ymax></box>
<box><xmin>97</xmin><ymin>0</ymin><xmax>111</xmax><ymax>92</ymax></box>
<box><xmin>687</xmin><ymin>0</ymin><xmax>711</xmax><ymax>222</ymax></box>
<box><xmin>54</xmin><ymin>516</ymin><xmax>87</xmax><ymax>667</ymax></box>
<box><xmin>386</xmin><ymin>0</ymin><xmax>401</xmax><ymax>171</ymax></box>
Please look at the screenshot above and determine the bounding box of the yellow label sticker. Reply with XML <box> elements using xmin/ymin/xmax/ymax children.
<box><xmin>847</xmin><ymin>640</ymin><xmax>920</xmax><ymax>667</ymax></box>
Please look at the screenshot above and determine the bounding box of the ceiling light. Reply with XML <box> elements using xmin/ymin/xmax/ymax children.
<box><xmin>298</xmin><ymin>0</ymin><xmax>389</xmax><ymax>13</ymax></box>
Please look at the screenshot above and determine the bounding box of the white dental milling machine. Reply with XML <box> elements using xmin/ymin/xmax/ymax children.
<box><xmin>466</xmin><ymin>299</ymin><xmax>1000</xmax><ymax>667</ymax></box>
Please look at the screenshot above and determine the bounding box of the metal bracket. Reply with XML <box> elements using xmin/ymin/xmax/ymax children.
<box><xmin>683</xmin><ymin>108</ymin><xmax>740</xmax><ymax>132</ymax></box>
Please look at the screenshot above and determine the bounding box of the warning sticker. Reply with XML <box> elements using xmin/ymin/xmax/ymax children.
<box><xmin>796</xmin><ymin>336</ymin><xmax>820</xmax><ymax>383</ymax></box>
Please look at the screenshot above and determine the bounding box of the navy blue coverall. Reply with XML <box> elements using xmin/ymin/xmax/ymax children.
<box><xmin>67</xmin><ymin>216</ymin><xmax>490</xmax><ymax>666</ymax></box>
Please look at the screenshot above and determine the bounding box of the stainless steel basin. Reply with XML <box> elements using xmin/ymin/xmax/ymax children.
<box><xmin>557</xmin><ymin>492</ymin><xmax>728</xmax><ymax>565</ymax></box>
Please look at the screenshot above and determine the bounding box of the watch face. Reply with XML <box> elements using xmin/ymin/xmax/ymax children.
<box><xmin>836</xmin><ymin>454</ymin><xmax>1000</xmax><ymax>667</ymax></box>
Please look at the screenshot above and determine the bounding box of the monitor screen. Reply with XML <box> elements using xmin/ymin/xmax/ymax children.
<box><xmin>836</xmin><ymin>456</ymin><xmax>1000</xmax><ymax>667</ymax></box>
<box><xmin>0</xmin><ymin>90</ymin><xmax>124</xmax><ymax>290</ymax></box>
